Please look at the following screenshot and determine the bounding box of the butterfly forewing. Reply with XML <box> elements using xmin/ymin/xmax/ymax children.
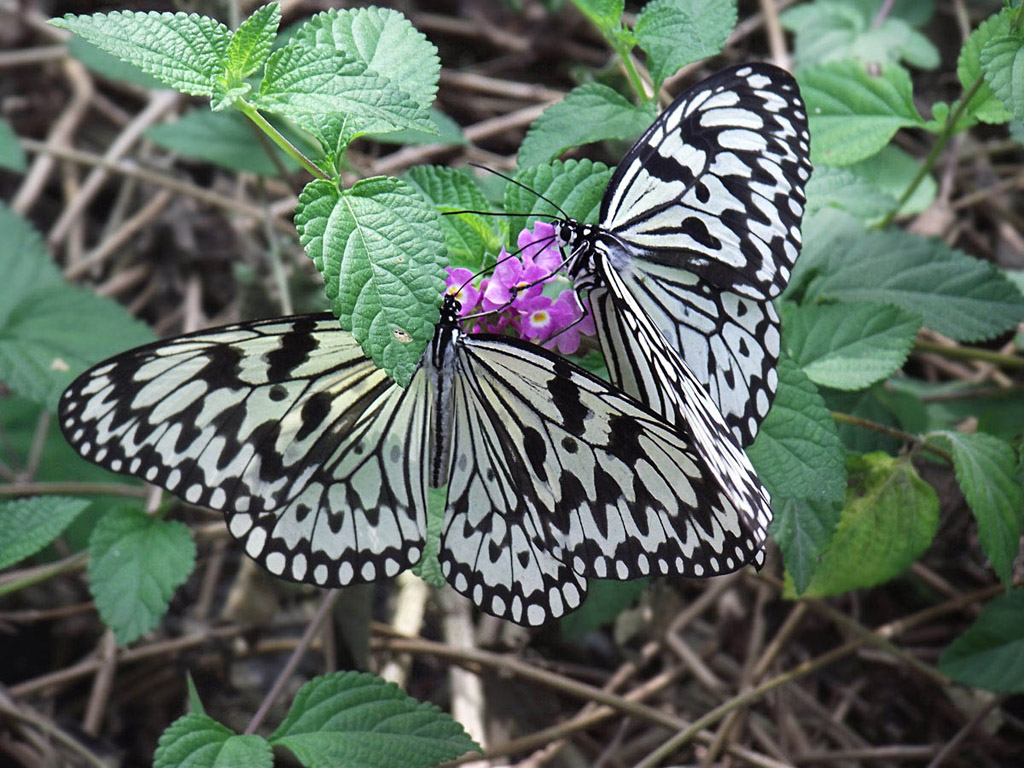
<box><xmin>59</xmin><ymin>315</ymin><xmax>430</xmax><ymax>587</ymax></box>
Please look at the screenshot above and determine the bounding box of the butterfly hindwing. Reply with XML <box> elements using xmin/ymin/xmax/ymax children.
<box><xmin>59</xmin><ymin>315</ymin><xmax>429</xmax><ymax>588</ymax></box>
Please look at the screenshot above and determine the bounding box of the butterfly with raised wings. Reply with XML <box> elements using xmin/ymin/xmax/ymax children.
<box><xmin>553</xmin><ymin>63</ymin><xmax>812</xmax><ymax>448</ymax></box>
<box><xmin>59</xmin><ymin>293</ymin><xmax>772</xmax><ymax>626</ymax></box>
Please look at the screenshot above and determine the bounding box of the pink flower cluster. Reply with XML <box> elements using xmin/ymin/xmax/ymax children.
<box><xmin>444</xmin><ymin>222</ymin><xmax>596</xmax><ymax>355</ymax></box>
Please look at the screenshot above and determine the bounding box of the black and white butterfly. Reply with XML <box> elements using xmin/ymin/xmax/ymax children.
<box><xmin>553</xmin><ymin>63</ymin><xmax>811</xmax><ymax>448</ymax></box>
<box><xmin>59</xmin><ymin>294</ymin><xmax>772</xmax><ymax>626</ymax></box>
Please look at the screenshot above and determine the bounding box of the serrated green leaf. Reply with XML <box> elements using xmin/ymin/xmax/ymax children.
<box><xmin>794</xmin><ymin>452</ymin><xmax>939</xmax><ymax>597</ymax></box>
<box><xmin>369</xmin><ymin>110</ymin><xmax>465</xmax><ymax>147</ymax></box>
<box><xmin>51</xmin><ymin>11</ymin><xmax>230</xmax><ymax>97</ymax></box>
<box><xmin>256</xmin><ymin>42</ymin><xmax>432</xmax><ymax>139</ymax></box>
<box><xmin>799</xmin><ymin>60</ymin><xmax>924</xmax><ymax>166</ymax></box>
<box><xmin>411</xmin><ymin>487</ymin><xmax>446</xmax><ymax>587</ymax></box>
<box><xmin>981</xmin><ymin>34</ymin><xmax>1024</xmax><ymax>123</ymax></box>
<box><xmin>806</xmin><ymin>228</ymin><xmax>1024</xmax><ymax>342</ymax></box>
<box><xmin>634</xmin><ymin>0</ymin><xmax>736</xmax><ymax>88</ymax></box>
<box><xmin>805</xmin><ymin>166</ymin><xmax>897</xmax><ymax>222</ymax></box>
<box><xmin>940</xmin><ymin>589</ymin><xmax>1024</xmax><ymax>693</ymax></box>
<box><xmin>404</xmin><ymin>166</ymin><xmax>497</xmax><ymax>271</ymax></box>
<box><xmin>0</xmin><ymin>118</ymin><xmax>26</xmax><ymax>173</ymax></box>
<box><xmin>66</xmin><ymin>36</ymin><xmax>164</xmax><ymax>89</ymax></box>
<box><xmin>0</xmin><ymin>496</ymin><xmax>91</xmax><ymax>570</ymax></box>
<box><xmin>145</xmin><ymin>109</ymin><xmax>300</xmax><ymax>176</ymax></box>
<box><xmin>504</xmin><ymin>159</ymin><xmax>614</xmax><ymax>244</ymax></box>
<box><xmin>295</xmin><ymin>177</ymin><xmax>445</xmax><ymax>387</ymax></box>
<box><xmin>846</xmin><ymin>144</ymin><xmax>936</xmax><ymax>218</ymax></box>
<box><xmin>518</xmin><ymin>84</ymin><xmax>655</xmax><ymax>168</ymax></box>
<box><xmin>560</xmin><ymin>578</ymin><xmax>647</xmax><ymax>640</ymax></box>
<box><xmin>572</xmin><ymin>0</ymin><xmax>624</xmax><ymax>33</ymax></box>
<box><xmin>748</xmin><ymin>356</ymin><xmax>845</xmax><ymax>592</ymax></box>
<box><xmin>958</xmin><ymin>8</ymin><xmax>1014</xmax><ymax>124</ymax></box>
<box><xmin>0</xmin><ymin>205</ymin><xmax>154</xmax><ymax>409</ymax></box>
<box><xmin>782</xmin><ymin>302</ymin><xmax>920</xmax><ymax>390</ymax></box>
<box><xmin>786</xmin><ymin>207</ymin><xmax>866</xmax><ymax>296</ymax></box>
<box><xmin>225</xmin><ymin>3</ymin><xmax>280</xmax><ymax>80</ymax></box>
<box><xmin>88</xmin><ymin>505</ymin><xmax>196</xmax><ymax>644</ymax></box>
<box><xmin>270</xmin><ymin>671</ymin><xmax>479</xmax><ymax>768</ymax></box>
<box><xmin>155</xmin><ymin>713</ymin><xmax>273</xmax><ymax>768</ymax></box>
<box><xmin>937</xmin><ymin>431</ymin><xmax>1024</xmax><ymax>584</ymax></box>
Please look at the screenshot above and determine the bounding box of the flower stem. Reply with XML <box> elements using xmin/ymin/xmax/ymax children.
<box><xmin>914</xmin><ymin>339</ymin><xmax>1024</xmax><ymax>369</ymax></box>
<box><xmin>238</xmin><ymin>102</ymin><xmax>331</xmax><ymax>181</ymax></box>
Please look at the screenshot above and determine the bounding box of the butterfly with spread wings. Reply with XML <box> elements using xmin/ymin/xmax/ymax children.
<box><xmin>60</xmin><ymin>293</ymin><xmax>772</xmax><ymax>626</ymax></box>
<box><xmin>554</xmin><ymin>63</ymin><xmax>812</xmax><ymax>448</ymax></box>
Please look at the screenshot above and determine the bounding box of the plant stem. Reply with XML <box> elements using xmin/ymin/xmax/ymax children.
<box><xmin>238</xmin><ymin>102</ymin><xmax>331</xmax><ymax>181</ymax></box>
<box><xmin>829</xmin><ymin>411</ymin><xmax>953</xmax><ymax>463</ymax></box>
<box><xmin>914</xmin><ymin>339</ymin><xmax>1024</xmax><ymax>369</ymax></box>
<box><xmin>617</xmin><ymin>43</ymin><xmax>650</xmax><ymax>102</ymax></box>
<box><xmin>878</xmin><ymin>75</ymin><xmax>986</xmax><ymax>229</ymax></box>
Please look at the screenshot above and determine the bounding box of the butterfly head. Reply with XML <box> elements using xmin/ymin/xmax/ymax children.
<box><xmin>440</xmin><ymin>292</ymin><xmax>462</xmax><ymax>325</ymax></box>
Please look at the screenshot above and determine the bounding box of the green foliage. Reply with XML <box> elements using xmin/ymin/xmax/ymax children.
<box><xmin>269</xmin><ymin>671</ymin><xmax>479</xmax><ymax>767</ymax></box>
<box><xmin>0</xmin><ymin>496</ymin><xmax>90</xmax><ymax>570</ymax></box>
<box><xmin>792</xmin><ymin>453</ymin><xmax>939</xmax><ymax>597</ymax></box>
<box><xmin>504</xmin><ymin>159</ymin><xmax>614</xmax><ymax>241</ymax></box>
<box><xmin>224</xmin><ymin>2</ymin><xmax>280</xmax><ymax>81</ymax></box>
<box><xmin>571</xmin><ymin>0</ymin><xmax>624</xmax><ymax>34</ymax></box>
<box><xmin>0</xmin><ymin>118</ymin><xmax>26</xmax><ymax>173</ymax></box>
<box><xmin>748</xmin><ymin>357</ymin><xmax>845</xmax><ymax>593</ymax></box>
<box><xmin>940</xmin><ymin>589</ymin><xmax>1024</xmax><ymax>693</ymax></box>
<box><xmin>155</xmin><ymin>713</ymin><xmax>274</xmax><ymax>768</ymax></box>
<box><xmin>936</xmin><ymin>432</ymin><xmax>1024</xmax><ymax>584</ymax></box>
<box><xmin>804</xmin><ymin>227</ymin><xmax>1024</xmax><ymax>342</ymax></box>
<box><xmin>411</xmin><ymin>487</ymin><xmax>447</xmax><ymax>587</ymax></box>
<box><xmin>798</xmin><ymin>60</ymin><xmax>925</xmax><ymax>165</ymax></box>
<box><xmin>781</xmin><ymin>302</ymin><xmax>920</xmax><ymax>390</ymax></box>
<box><xmin>845</xmin><ymin>144</ymin><xmax>937</xmax><ymax>218</ymax></box>
<box><xmin>87</xmin><ymin>505</ymin><xmax>196</xmax><ymax>645</ymax></box>
<box><xmin>981</xmin><ymin>34</ymin><xmax>1024</xmax><ymax>123</ymax></box>
<box><xmin>0</xmin><ymin>204</ymin><xmax>154</xmax><ymax>410</ymax></box>
<box><xmin>295</xmin><ymin>177</ymin><xmax>445</xmax><ymax>388</ymax></box>
<box><xmin>66</xmin><ymin>35</ymin><xmax>163</xmax><ymax>89</ymax></box>
<box><xmin>560</xmin><ymin>579</ymin><xmax>648</xmax><ymax>639</ymax></box>
<box><xmin>805</xmin><ymin>166</ymin><xmax>898</xmax><ymax>223</ymax></box>
<box><xmin>634</xmin><ymin>0</ymin><xmax>737</xmax><ymax>89</ymax></box>
<box><xmin>518</xmin><ymin>84</ymin><xmax>655</xmax><ymax>168</ymax></box>
<box><xmin>958</xmin><ymin>8</ymin><xmax>1015</xmax><ymax>124</ymax></box>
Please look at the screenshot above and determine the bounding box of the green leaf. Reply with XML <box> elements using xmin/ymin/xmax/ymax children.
<box><xmin>748</xmin><ymin>356</ymin><xmax>846</xmax><ymax>593</ymax></box>
<box><xmin>225</xmin><ymin>2</ymin><xmax>280</xmax><ymax>80</ymax></box>
<box><xmin>781</xmin><ymin>302</ymin><xmax>920</xmax><ymax>390</ymax></box>
<box><xmin>940</xmin><ymin>589</ymin><xmax>1024</xmax><ymax>693</ymax></box>
<box><xmin>823</xmin><ymin>384</ymin><xmax>912</xmax><ymax>454</ymax></box>
<box><xmin>66</xmin><ymin>36</ymin><xmax>164</xmax><ymax>90</ymax></box>
<box><xmin>845</xmin><ymin>144</ymin><xmax>937</xmax><ymax>218</ymax></box>
<box><xmin>572</xmin><ymin>0</ymin><xmax>624</xmax><ymax>33</ymax></box>
<box><xmin>404</xmin><ymin>166</ymin><xmax>498</xmax><ymax>271</ymax></box>
<box><xmin>806</xmin><ymin>228</ymin><xmax>1024</xmax><ymax>342</ymax></box>
<box><xmin>981</xmin><ymin>34</ymin><xmax>1024</xmax><ymax>123</ymax></box>
<box><xmin>799</xmin><ymin>60</ymin><xmax>924</xmax><ymax>166</ymax></box>
<box><xmin>795</xmin><ymin>452</ymin><xmax>939</xmax><ymax>597</ymax></box>
<box><xmin>518</xmin><ymin>84</ymin><xmax>655</xmax><ymax>168</ymax></box>
<box><xmin>0</xmin><ymin>118</ymin><xmax>26</xmax><ymax>173</ymax></box>
<box><xmin>88</xmin><ymin>505</ymin><xmax>196</xmax><ymax>645</ymax></box>
<box><xmin>804</xmin><ymin>166</ymin><xmax>897</xmax><ymax>222</ymax></box>
<box><xmin>51</xmin><ymin>11</ymin><xmax>230</xmax><ymax>97</ymax></box>
<box><xmin>145</xmin><ymin>109</ymin><xmax>299</xmax><ymax>176</ymax></box>
<box><xmin>504</xmin><ymin>159</ymin><xmax>614</xmax><ymax>244</ymax></box>
<box><xmin>155</xmin><ymin>713</ymin><xmax>273</xmax><ymax>768</ymax></box>
<box><xmin>411</xmin><ymin>487</ymin><xmax>446</xmax><ymax>587</ymax></box>
<box><xmin>270</xmin><ymin>671</ymin><xmax>479</xmax><ymax>768</ymax></box>
<box><xmin>958</xmin><ymin>8</ymin><xmax>1014</xmax><ymax>124</ymax></box>
<box><xmin>634</xmin><ymin>0</ymin><xmax>737</xmax><ymax>88</ymax></box>
<box><xmin>0</xmin><ymin>205</ymin><xmax>155</xmax><ymax>409</ymax></box>
<box><xmin>369</xmin><ymin>110</ymin><xmax>465</xmax><ymax>147</ymax></box>
<box><xmin>295</xmin><ymin>177</ymin><xmax>446</xmax><ymax>387</ymax></box>
<box><xmin>0</xmin><ymin>496</ymin><xmax>91</xmax><ymax>570</ymax></box>
<box><xmin>937</xmin><ymin>431</ymin><xmax>1024</xmax><ymax>585</ymax></box>
<box><xmin>560</xmin><ymin>579</ymin><xmax>647</xmax><ymax>640</ymax></box>
<box><xmin>786</xmin><ymin>207</ymin><xmax>866</xmax><ymax>296</ymax></box>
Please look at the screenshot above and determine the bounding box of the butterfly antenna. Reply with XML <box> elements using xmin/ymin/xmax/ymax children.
<box><xmin>468</xmin><ymin>163</ymin><xmax>570</xmax><ymax>220</ymax></box>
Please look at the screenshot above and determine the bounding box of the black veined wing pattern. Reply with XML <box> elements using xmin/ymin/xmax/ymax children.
<box><xmin>561</xmin><ymin>63</ymin><xmax>812</xmax><ymax>447</ymax></box>
<box><xmin>60</xmin><ymin>295</ymin><xmax>772</xmax><ymax>627</ymax></box>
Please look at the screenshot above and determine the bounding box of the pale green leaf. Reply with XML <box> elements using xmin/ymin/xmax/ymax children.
<box><xmin>369</xmin><ymin>110</ymin><xmax>465</xmax><ymax>146</ymax></box>
<box><xmin>518</xmin><ymin>84</ymin><xmax>655</xmax><ymax>168</ymax></box>
<box><xmin>782</xmin><ymin>302</ymin><xmax>920</xmax><ymax>390</ymax></box>
<box><xmin>806</xmin><ymin>228</ymin><xmax>1024</xmax><ymax>342</ymax></box>
<box><xmin>795</xmin><ymin>452</ymin><xmax>939</xmax><ymax>597</ymax></box>
<box><xmin>845</xmin><ymin>144</ymin><xmax>936</xmax><ymax>218</ymax></box>
<box><xmin>88</xmin><ymin>505</ymin><xmax>196</xmax><ymax>644</ymax></box>
<box><xmin>0</xmin><ymin>118</ymin><xmax>26</xmax><ymax>173</ymax></box>
<box><xmin>0</xmin><ymin>496</ymin><xmax>90</xmax><ymax>570</ymax></box>
<box><xmin>66</xmin><ymin>36</ymin><xmax>164</xmax><ymax>89</ymax></box>
<box><xmin>411</xmin><ymin>487</ymin><xmax>446</xmax><ymax>587</ymax></box>
<box><xmin>51</xmin><ymin>11</ymin><xmax>230</xmax><ymax>96</ymax></box>
<box><xmin>560</xmin><ymin>579</ymin><xmax>647</xmax><ymax>640</ymax></box>
<box><xmin>799</xmin><ymin>60</ymin><xmax>924</xmax><ymax>165</ymax></box>
<box><xmin>981</xmin><ymin>34</ymin><xmax>1024</xmax><ymax>123</ymax></box>
<box><xmin>225</xmin><ymin>2</ymin><xmax>280</xmax><ymax>79</ymax></box>
<box><xmin>634</xmin><ymin>0</ymin><xmax>737</xmax><ymax>88</ymax></box>
<box><xmin>572</xmin><ymin>0</ymin><xmax>624</xmax><ymax>33</ymax></box>
<box><xmin>504</xmin><ymin>159</ymin><xmax>614</xmax><ymax>244</ymax></box>
<box><xmin>804</xmin><ymin>166</ymin><xmax>897</xmax><ymax>222</ymax></box>
<box><xmin>155</xmin><ymin>713</ymin><xmax>274</xmax><ymax>768</ymax></box>
<box><xmin>270</xmin><ymin>671</ymin><xmax>479</xmax><ymax>768</ymax></box>
<box><xmin>940</xmin><ymin>589</ymin><xmax>1024</xmax><ymax>693</ymax></box>
<box><xmin>295</xmin><ymin>177</ymin><xmax>446</xmax><ymax>387</ymax></box>
<box><xmin>958</xmin><ymin>8</ymin><xmax>1014</xmax><ymax>124</ymax></box>
<box><xmin>938</xmin><ymin>431</ymin><xmax>1024</xmax><ymax>584</ymax></box>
